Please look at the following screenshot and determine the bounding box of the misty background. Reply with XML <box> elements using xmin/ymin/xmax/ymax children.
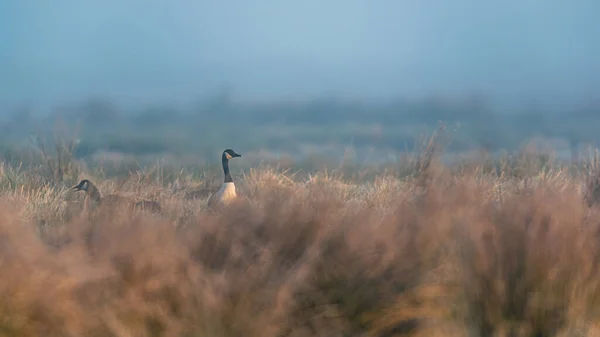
<box><xmin>1</xmin><ymin>0</ymin><xmax>600</xmax><ymax>166</ymax></box>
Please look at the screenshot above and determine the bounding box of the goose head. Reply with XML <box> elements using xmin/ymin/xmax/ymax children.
<box><xmin>70</xmin><ymin>179</ymin><xmax>101</xmax><ymax>200</ymax></box>
<box><xmin>69</xmin><ymin>179</ymin><xmax>103</xmax><ymax>211</ymax></box>
<box><xmin>70</xmin><ymin>179</ymin><xmax>92</xmax><ymax>192</ymax></box>
<box><xmin>220</xmin><ymin>149</ymin><xmax>242</xmax><ymax>184</ymax></box>
<box><xmin>222</xmin><ymin>149</ymin><xmax>242</xmax><ymax>160</ymax></box>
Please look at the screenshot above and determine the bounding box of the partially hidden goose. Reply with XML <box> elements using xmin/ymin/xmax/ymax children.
<box><xmin>70</xmin><ymin>179</ymin><xmax>162</xmax><ymax>214</ymax></box>
<box><xmin>207</xmin><ymin>149</ymin><xmax>242</xmax><ymax>209</ymax></box>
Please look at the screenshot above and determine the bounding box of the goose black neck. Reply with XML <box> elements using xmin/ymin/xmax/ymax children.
<box><xmin>88</xmin><ymin>183</ymin><xmax>102</xmax><ymax>202</ymax></box>
<box><xmin>222</xmin><ymin>155</ymin><xmax>233</xmax><ymax>183</ymax></box>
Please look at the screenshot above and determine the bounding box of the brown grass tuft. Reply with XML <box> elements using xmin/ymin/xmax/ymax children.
<box><xmin>1</xmin><ymin>151</ymin><xmax>600</xmax><ymax>336</ymax></box>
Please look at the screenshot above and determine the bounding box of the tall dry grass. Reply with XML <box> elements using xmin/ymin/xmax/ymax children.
<box><xmin>3</xmin><ymin>142</ymin><xmax>600</xmax><ymax>336</ymax></box>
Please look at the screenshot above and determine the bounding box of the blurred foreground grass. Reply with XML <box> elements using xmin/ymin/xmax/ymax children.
<box><xmin>2</xmin><ymin>130</ymin><xmax>600</xmax><ymax>336</ymax></box>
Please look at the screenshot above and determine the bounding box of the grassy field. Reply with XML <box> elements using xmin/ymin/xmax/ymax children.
<box><xmin>2</xmin><ymin>130</ymin><xmax>600</xmax><ymax>336</ymax></box>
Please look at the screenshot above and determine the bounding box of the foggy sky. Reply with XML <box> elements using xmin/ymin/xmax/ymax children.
<box><xmin>2</xmin><ymin>0</ymin><xmax>599</xmax><ymax>111</ymax></box>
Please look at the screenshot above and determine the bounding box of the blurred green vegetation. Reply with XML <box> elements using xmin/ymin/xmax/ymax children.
<box><xmin>1</xmin><ymin>94</ymin><xmax>599</xmax><ymax>166</ymax></box>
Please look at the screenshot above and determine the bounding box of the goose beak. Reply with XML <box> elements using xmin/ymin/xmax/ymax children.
<box><xmin>70</xmin><ymin>185</ymin><xmax>80</xmax><ymax>191</ymax></box>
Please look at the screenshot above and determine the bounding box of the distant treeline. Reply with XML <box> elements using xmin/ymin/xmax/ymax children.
<box><xmin>1</xmin><ymin>93</ymin><xmax>599</xmax><ymax>160</ymax></box>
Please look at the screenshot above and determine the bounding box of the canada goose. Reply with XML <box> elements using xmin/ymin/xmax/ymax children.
<box><xmin>70</xmin><ymin>179</ymin><xmax>162</xmax><ymax>214</ymax></box>
<box><xmin>207</xmin><ymin>149</ymin><xmax>242</xmax><ymax>209</ymax></box>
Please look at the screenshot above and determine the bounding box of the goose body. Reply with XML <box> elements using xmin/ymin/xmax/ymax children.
<box><xmin>207</xmin><ymin>149</ymin><xmax>242</xmax><ymax>209</ymax></box>
<box><xmin>134</xmin><ymin>200</ymin><xmax>163</xmax><ymax>213</ymax></box>
<box><xmin>208</xmin><ymin>182</ymin><xmax>237</xmax><ymax>206</ymax></box>
<box><xmin>70</xmin><ymin>179</ymin><xmax>162</xmax><ymax>214</ymax></box>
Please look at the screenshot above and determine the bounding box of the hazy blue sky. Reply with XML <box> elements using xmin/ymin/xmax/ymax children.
<box><xmin>2</xmin><ymin>0</ymin><xmax>599</xmax><ymax>111</ymax></box>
